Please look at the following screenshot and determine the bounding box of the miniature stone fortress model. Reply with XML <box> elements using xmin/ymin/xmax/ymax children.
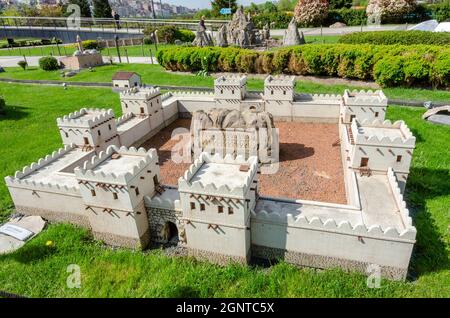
<box><xmin>5</xmin><ymin>75</ymin><xmax>417</xmax><ymax>280</ymax></box>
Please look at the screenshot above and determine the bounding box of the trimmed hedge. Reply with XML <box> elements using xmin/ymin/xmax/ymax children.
<box><xmin>39</xmin><ymin>56</ymin><xmax>59</xmax><ymax>71</ymax></box>
<box><xmin>143</xmin><ymin>25</ymin><xmax>195</xmax><ymax>44</ymax></box>
<box><xmin>338</xmin><ymin>31</ymin><xmax>450</xmax><ymax>45</ymax></box>
<box><xmin>157</xmin><ymin>44</ymin><xmax>450</xmax><ymax>88</ymax></box>
<box><xmin>0</xmin><ymin>38</ymin><xmax>62</xmax><ymax>49</ymax></box>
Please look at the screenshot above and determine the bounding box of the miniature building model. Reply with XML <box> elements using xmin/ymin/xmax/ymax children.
<box><xmin>347</xmin><ymin>119</ymin><xmax>415</xmax><ymax>191</ymax></box>
<box><xmin>190</xmin><ymin>109</ymin><xmax>279</xmax><ymax>164</ymax></box>
<box><xmin>75</xmin><ymin>146</ymin><xmax>159</xmax><ymax>248</ymax></box>
<box><xmin>59</xmin><ymin>35</ymin><xmax>103</xmax><ymax>70</ymax></box>
<box><xmin>178</xmin><ymin>153</ymin><xmax>258</xmax><ymax>264</ymax></box>
<box><xmin>57</xmin><ymin>108</ymin><xmax>119</xmax><ymax>151</ymax></box>
<box><xmin>341</xmin><ymin>89</ymin><xmax>388</xmax><ymax>124</ymax></box>
<box><xmin>5</xmin><ymin>74</ymin><xmax>418</xmax><ymax>280</ymax></box>
<box><xmin>214</xmin><ymin>75</ymin><xmax>247</xmax><ymax>108</ymax></box>
<box><xmin>112</xmin><ymin>72</ymin><xmax>142</xmax><ymax>91</ymax></box>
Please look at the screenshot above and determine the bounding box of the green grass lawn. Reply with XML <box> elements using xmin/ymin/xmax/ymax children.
<box><xmin>0</xmin><ymin>83</ymin><xmax>448</xmax><ymax>297</ymax></box>
<box><xmin>271</xmin><ymin>35</ymin><xmax>341</xmax><ymax>44</ymax></box>
<box><xmin>305</xmin><ymin>35</ymin><xmax>341</xmax><ymax>44</ymax></box>
<box><xmin>0</xmin><ymin>44</ymin><xmax>176</xmax><ymax>57</ymax></box>
<box><xmin>1</xmin><ymin>64</ymin><xmax>450</xmax><ymax>103</ymax></box>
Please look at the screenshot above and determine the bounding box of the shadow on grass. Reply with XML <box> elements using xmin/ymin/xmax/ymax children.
<box><xmin>0</xmin><ymin>242</ymin><xmax>57</xmax><ymax>264</ymax></box>
<box><xmin>0</xmin><ymin>105</ymin><xmax>29</xmax><ymax>121</ymax></box>
<box><xmin>406</xmin><ymin>167</ymin><xmax>450</xmax><ymax>279</ymax></box>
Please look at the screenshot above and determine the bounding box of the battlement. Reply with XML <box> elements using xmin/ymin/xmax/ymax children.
<box><xmin>170</xmin><ymin>91</ymin><xmax>215</xmax><ymax>98</ymax></box>
<box><xmin>387</xmin><ymin>168</ymin><xmax>413</xmax><ymax>228</ymax></box>
<box><xmin>57</xmin><ymin>108</ymin><xmax>115</xmax><ymax>128</ymax></box>
<box><xmin>343</xmin><ymin>89</ymin><xmax>388</xmax><ymax>107</ymax></box>
<box><xmin>214</xmin><ymin>75</ymin><xmax>247</xmax><ymax>87</ymax></box>
<box><xmin>264</xmin><ymin>75</ymin><xmax>296</xmax><ymax>87</ymax></box>
<box><xmin>7</xmin><ymin>144</ymin><xmax>77</xmax><ymax>181</ymax></box>
<box><xmin>294</xmin><ymin>93</ymin><xmax>342</xmax><ymax>103</ymax></box>
<box><xmin>252</xmin><ymin>198</ymin><xmax>416</xmax><ymax>241</ymax></box>
<box><xmin>352</xmin><ymin>119</ymin><xmax>416</xmax><ymax>147</ymax></box>
<box><xmin>178</xmin><ymin>152</ymin><xmax>258</xmax><ymax>198</ymax></box>
<box><xmin>74</xmin><ymin>145</ymin><xmax>158</xmax><ymax>185</ymax></box>
<box><xmin>119</xmin><ymin>86</ymin><xmax>160</xmax><ymax>100</ymax></box>
<box><xmin>4</xmin><ymin>143</ymin><xmax>82</xmax><ymax>194</ymax></box>
<box><xmin>116</xmin><ymin>112</ymin><xmax>135</xmax><ymax>126</ymax></box>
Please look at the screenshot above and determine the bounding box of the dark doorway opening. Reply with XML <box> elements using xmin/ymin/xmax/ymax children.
<box><xmin>164</xmin><ymin>221</ymin><xmax>178</xmax><ymax>244</ymax></box>
<box><xmin>360</xmin><ymin>157</ymin><xmax>369</xmax><ymax>167</ymax></box>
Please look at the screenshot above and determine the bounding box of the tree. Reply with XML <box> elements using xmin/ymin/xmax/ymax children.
<box><xmin>262</xmin><ymin>1</ymin><xmax>278</xmax><ymax>14</ymax></box>
<box><xmin>93</xmin><ymin>0</ymin><xmax>112</xmax><ymax>18</ymax></box>
<box><xmin>329</xmin><ymin>0</ymin><xmax>353</xmax><ymax>9</ymax></box>
<box><xmin>294</xmin><ymin>0</ymin><xmax>329</xmax><ymax>26</ymax></box>
<box><xmin>211</xmin><ymin>0</ymin><xmax>238</xmax><ymax>16</ymax></box>
<box><xmin>66</xmin><ymin>0</ymin><xmax>92</xmax><ymax>18</ymax></box>
<box><xmin>277</xmin><ymin>0</ymin><xmax>298</xmax><ymax>11</ymax></box>
<box><xmin>247</xmin><ymin>2</ymin><xmax>261</xmax><ymax>14</ymax></box>
<box><xmin>366</xmin><ymin>0</ymin><xmax>417</xmax><ymax>19</ymax></box>
<box><xmin>39</xmin><ymin>5</ymin><xmax>64</xmax><ymax>17</ymax></box>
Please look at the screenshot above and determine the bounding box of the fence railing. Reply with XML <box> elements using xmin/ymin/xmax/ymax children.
<box><xmin>0</xmin><ymin>16</ymin><xmax>228</xmax><ymax>32</ymax></box>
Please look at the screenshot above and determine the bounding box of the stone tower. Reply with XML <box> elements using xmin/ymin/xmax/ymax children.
<box><xmin>214</xmin><ymin>75</ymin><xmax>247</xmax><ymax>109</ymax></box>
<box><xmin>178</xmin><ymin>152</ymin><xmax>259</xmax><ymax>264</ymax></box>
<box><xmin>348</xmin><ymin>119</ymin><xmax>415</xmax><ymax>191</ymax></box>
<box><xmin>74</xmin><ymin>145</ymin><xmax>160</xmax><ymax>249</ymax></box>
<box><xmin>120</xmin><ymin>86</ymin><xmax>164</xmax><ymax>131</ymax></box>
<box><xmin>341</xmin><ymin>90</ymin><xmax>388</xmax><ymax>124</ymax></box>
<box><xmin>57</xmin><ymin>108</ymin><xmax>119</xmax><ymax>152</ymax></box>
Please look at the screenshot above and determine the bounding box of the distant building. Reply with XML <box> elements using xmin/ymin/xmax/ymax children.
<box><xmin>112</xmin><ymin>71</ymin><xmax>142</xmax><ymax>91</ymax></box>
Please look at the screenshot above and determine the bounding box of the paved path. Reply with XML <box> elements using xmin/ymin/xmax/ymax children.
<box><xmin>0</xmin><ymin>55</ymin><xmax>156</xmax><ymax>67</ymax></box>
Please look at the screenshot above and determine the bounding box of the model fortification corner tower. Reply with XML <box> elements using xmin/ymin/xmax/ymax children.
<box><xmin>74</xmin><ymin>145</ymin><xmax>160</xmax><ymax>248</ymax></box>
<box><xmin>214</xmin><ymin>75</ymin><xmax>247</xmax><ymax>109</ymax></box>
<box><xmin>178</xmin><ymin>153</ymin><xmax>259</xmax><ymax>264</ymax></box>
<box><xmin>57</xmin><ymin>108</ymin><xmax>119</xmax><ymax>152</ymax></box>
<box><xmin>341</xmin><ymin>89</ymin><xmax>388</xmax><ymax>124</ymax></box>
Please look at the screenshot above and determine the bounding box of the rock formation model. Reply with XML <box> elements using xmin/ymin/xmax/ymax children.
<box><xmin>190</xmin><ymin>108</ymin><xmax>276</xmax><ymax>159</ymax></box>
<box><xmin>192</xmin><ymin>19</ymin><xmax>214</xmax><ymax>47</ymax></box>
<box><xmin>215</xmin><ymin>6</ymin><xmax>265</xmax><ymax>48</ymax></box>
<box><xmin>216</xmin><ymin>24</ymin><xmax>228</xmax><ymax>47</ymax></box>
<box><xmin>283</xmin><ymin>18</ymin><xmax>305</xmax><ymax>46</ymax></box>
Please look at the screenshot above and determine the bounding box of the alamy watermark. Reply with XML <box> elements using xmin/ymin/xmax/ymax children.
<box><xmin>66</xmin><ymin>264</ymin><xmax>81</xmax><ymax>289</ymax></box>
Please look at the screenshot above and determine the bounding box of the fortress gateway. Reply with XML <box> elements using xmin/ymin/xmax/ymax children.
<box><xmin>5</xmin><ymin>75</ymin><xmax>416</xmax><ymax>280</ymax></box>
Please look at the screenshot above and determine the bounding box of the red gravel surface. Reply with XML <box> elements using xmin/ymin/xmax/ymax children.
<box><xmin>141</xmin><ymin>119</ymin><xmax>346</xmax><ymax>204</ymax></box>
<box><xmin>259</xmin><ymin>121</ymin><xmax>346</xmax><ymax>204</ymax></box>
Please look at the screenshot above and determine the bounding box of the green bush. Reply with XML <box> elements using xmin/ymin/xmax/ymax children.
<box><xmin>17</xmin><ymin>60</ymin><xmax>28</xmax><ymax>70</ymax></box>
<box><xmin>430</xmin><ymin>2</ymin><xmax>450</xmax><ymax>22</ymax></box>
<box><xmin>143</xmin><ymin>25</ymin><xmax>195</xmax><ymax>44</ymax></box>
<box><xmin>39</xmin><ymin>56</ymin><xmax>59</xmax><ymax>71</ymax></box>
<box><xmin>327</xmin><ymin>8</ymin><xmax>367</xmax><ymax>26</ymax></box>
<box><xmin>252</xmin><ymin>12</ymin><xmax>293</xmax><ymax>29</ymax></box>
<box><xmin>81</xmin><ymin>40</ymin><xmax>99</xmax><ymax>50</ymax></box>
<box><xmin>157</xmin><ymin>44</ymin><xmax>450</xmax><ymax>88</ymax></box>
<box><xmin>338</xmin><ymin>31</ymin><xmax>450</xmax><ymax>45</ymax></box>
<box><xmin>175</xmin><ymin>29</ymin><xmax>195</xmax><ymax>43</ymax></box>
<box><xmin>0</xmin><ymin>96</ymin><xmax>5</xmax><ymax>114</ymax></box>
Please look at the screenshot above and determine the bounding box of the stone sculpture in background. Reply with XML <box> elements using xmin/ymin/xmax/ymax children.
<box><xmin>283</xmin><ymin>18</ymin><xmax>305</xmax><ymax>46</ymax></box>
<box><xmin>216</xmin><ymin>6</ymin><xmax>265</xmax><ymax>48</ymax></box>
<box><xmin>216</xmin><ymin>24</ymin><xmax>228</xmax><ymax>47</ymax></box>
<box><xmin>262</xmin><ymin>23</ymin><xmax>271</xmax><ymax>41</ymax></box>
<box><xmin>192</xmin><ymin>17</ymin><xmax>214</xmax><ymax>47</ymax></box>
